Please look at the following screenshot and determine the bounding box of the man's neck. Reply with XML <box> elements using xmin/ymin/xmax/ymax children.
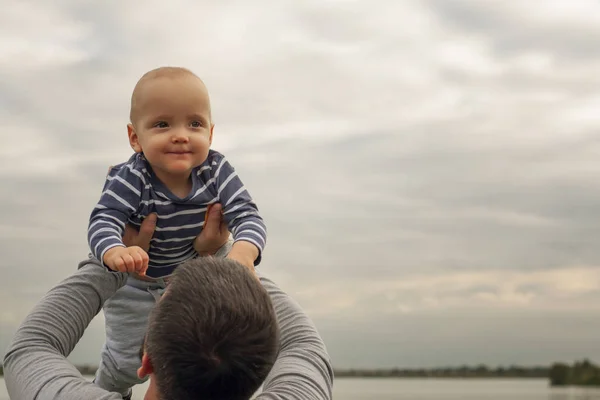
<box><xmin>143</xmin><ymin>376</ymin><xmax>160</xmax><ymax>400</ymax></box>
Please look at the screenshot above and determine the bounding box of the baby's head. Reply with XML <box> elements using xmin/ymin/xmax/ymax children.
<box><xmin>127</xmin><ymin>67</ymin><xmax>214</xmax><ymax>185</ymax></box>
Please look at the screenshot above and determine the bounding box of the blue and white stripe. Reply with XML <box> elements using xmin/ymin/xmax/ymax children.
<box><xmin>88</xmin><ymin>150</ymin><xmax>267</xmax><ymax>278</ymax></box>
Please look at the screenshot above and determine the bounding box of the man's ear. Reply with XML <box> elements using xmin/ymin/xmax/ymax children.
<box><xmin>128</xmin><ymin>124</ymin><xmax>143</xmax><ymax>153</ymax></box>
<box><xmin>137</xmin><ymin>353</ymin><xmax>154</xmax><ymax>379</ymax></box>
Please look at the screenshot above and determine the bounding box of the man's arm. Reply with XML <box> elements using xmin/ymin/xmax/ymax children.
<box><xmin>215</xmin><ymin>244</ymin><xmax>335</xmax><ymax>399</ymax></box>
<box><xmin>3</xmin><ymin>260</ymin><xmax>127</xmax><ymax>400</ymax></box>
<box><xmin>256</xmin><ymin>274</ymin><xmax>334</xmax><ymax>400</ymax></box>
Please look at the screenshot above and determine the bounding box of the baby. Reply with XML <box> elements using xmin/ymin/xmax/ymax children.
<box><xmin>88</xmin><ymin>67</ymin><xmax>266</xmax><ymax>277</ymax></box>
<box><xmin>88</xmin><ymin>67</ymin><xmax>267</xmax><ymax>397</ymax></box>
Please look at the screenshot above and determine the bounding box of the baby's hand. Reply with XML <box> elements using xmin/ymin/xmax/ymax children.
<box><xmin>103</xmin><ymin>246</ymin><xmax>149</xmax><ymax>275</ymax></box>
<box><xmin>226</xmin><ymin>253</ymin><xmax>257</xmax><ymax>279</ymax></box>
<box><xmin>226</xmin><ymin>241</ymin><xmax>259</xmax><ymax>280</ymax></box>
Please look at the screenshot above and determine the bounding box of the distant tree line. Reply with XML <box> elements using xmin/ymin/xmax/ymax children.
<box><xmin>549</xmin><ymin>359</ymin><xmax>600</xmax><ymax>386</ymax></box>
<box><xmin>0</xmin><ymin>363</ymin><xmax>554</xmax><ymax>379</ymax></box>
<box><xmin>0</xmin><ymin>360</ymin><xmax>598</xmax><ymax>386</ymax></box>
<box><xmin>334</xmin><ymin>365</ymin><xmax>548</xmax><ymax>378</ymax></box>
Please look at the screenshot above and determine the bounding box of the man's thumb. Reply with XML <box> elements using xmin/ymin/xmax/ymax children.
<box><xmin>140</xmin><ymin>213</ymin><xmax>157</xmax><ymax>239</ymax></box>
<box><xmin>205</xmin><ymin>204</ymin><xmax>222</xmax><ymax>231</ymax></box>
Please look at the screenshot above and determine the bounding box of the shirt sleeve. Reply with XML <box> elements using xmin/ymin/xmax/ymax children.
<box><xmin>213</xmin><ymin>155</ymin><xmax>268</xmax><ymax>265</ymax></box>
<box><xmin>255</xmin><ymin>273</ymin><xmax>335</xmax><ymax>400</ymax></box>
<box><xmin>213</xmin><ymin>244</ymin><xmax>334</xmax><ymax>399</ymax></box>
<box><xmin>3</xmin><ymin>259</ymin><xmax>127</xmax><ymax>400</ymax></box>
<box><xmin>88</xmin><ymin>162</ymin><xmax>145</xmax><ymax>263</ymax></box>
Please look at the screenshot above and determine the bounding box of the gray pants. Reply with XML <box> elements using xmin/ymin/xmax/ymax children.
<box><xmin>94</xmin><ymin>276</ymin><xmax>167</xmax><ymax>396</ymax></box>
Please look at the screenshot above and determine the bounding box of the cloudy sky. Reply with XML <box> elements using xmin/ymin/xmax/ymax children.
<box><xmin>2</xmin><ymin>0</ymin><xmax>600</xmax><ymax>370</ymax></box>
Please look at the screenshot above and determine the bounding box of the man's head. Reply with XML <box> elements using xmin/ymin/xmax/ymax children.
<box><xmin>127</xmin><ymin>67</ymin><xmax>214</xmax><ymax>186</ymax></box>
<box><xmin>138</xmin><ymin>257</ymin><xmax>279</xmax><ymax>400</ymax></box>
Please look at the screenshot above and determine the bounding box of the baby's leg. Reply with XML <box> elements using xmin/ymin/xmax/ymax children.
<box><xmin>94</xmin><ymin>280</ymin><xmax>161</xmax><ymax>397</ymax></box>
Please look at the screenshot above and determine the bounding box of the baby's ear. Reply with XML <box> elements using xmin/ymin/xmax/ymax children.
<box><xmin>127</xmin><ymin>124</ymin><xmax>143</xmax><ymax>153</ymax></box>
<box><xmin>209</xmin><ymin>123</ymin><xmax>215</xmax><ymax>145</ymax></box>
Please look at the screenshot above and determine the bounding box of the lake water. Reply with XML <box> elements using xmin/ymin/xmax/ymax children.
<box><xmin>2</xmin><ymin>377</ymin><xmax>600</xmax><ymax>399</ymax></box>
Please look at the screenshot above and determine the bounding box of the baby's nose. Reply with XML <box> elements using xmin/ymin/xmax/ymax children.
<box><xmin>171</xmin><ymin>132</ymin><xmax>189</xmax><ymax>142</ymax></box>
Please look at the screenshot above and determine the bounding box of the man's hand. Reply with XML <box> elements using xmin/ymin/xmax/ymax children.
<box><xmin>227</xmin><ymin>240</ymin><xmax>259</xmax><ymax>276</ymax></box>
<box><xmin>103</xmin><ymin>246</ymin><xmax>149</xmax><ymax>275</ymax></box>
<box><xmin>119</xmin><ymin>203</ymin><xmax>228</xmax><ymax>258</ymax></box>
<box><xmin>194</xmin><ymin>203</ymin><xmax>230</xmax><ymax>256</ymax></box>
<box><xmin>123</xmin><ymin>213</ymin><xmax>157</xmax><ymax>251</ymax></box>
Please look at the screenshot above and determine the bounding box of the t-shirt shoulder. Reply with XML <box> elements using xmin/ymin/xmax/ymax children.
<box><xmin>205</xmin><ymin>149</ymin><xmax>226</xmax><ymax>165</ymax></box>
<box><xmin>107</xmin><ymin>153</ymin><xmax>148</xmax><ymax>177</ymax></box>
<box><xmin>194</xmin><ymin>149</ymin><xmax>227</xmax><ymax>178</ymax></box>
<box><xmin>109</xmin><ymin>153</ymin><xmax>148</xmax><ymax>175</ymax></box>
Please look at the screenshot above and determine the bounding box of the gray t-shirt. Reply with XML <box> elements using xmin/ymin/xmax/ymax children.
<box><xmin>3</xmin><ymin>260</ymin><xmax>334</xmax><ymax>399</ymax></box>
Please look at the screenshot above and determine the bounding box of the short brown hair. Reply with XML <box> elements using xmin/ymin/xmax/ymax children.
<box><xmin>146</xmin><ymin>257</ymin><xmax>279</xmax><ymax>399</ymax></box>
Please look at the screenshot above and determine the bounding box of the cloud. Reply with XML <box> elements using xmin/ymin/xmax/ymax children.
<box><xmin>2</xmin><ymin>0</ymin><xmax>600</xmax><ymax>369</ymax></box>
<box><xmin>0</xmin><ymin>2</ymin><xmax>92</xmax><ymax>71</ymax></box>
<box><xmin>427</xmin><ymin>0</ymin><xmax>600</xmax><ymax>60</ymax></box>
<box><xmin>297</xmin><ymin>266</ymin><xmax>600</xmax><ymax>318</ymax></box>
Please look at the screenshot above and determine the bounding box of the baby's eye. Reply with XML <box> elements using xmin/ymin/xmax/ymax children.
<box><xmin>190</xmin><ymin>121</ymin><xmax>202</xmax><ymax>128</ymax></box>
<box><xmin>154</xmin><ymin>121</ymin><xmax>169</xmax><ymax>128</ymax></box>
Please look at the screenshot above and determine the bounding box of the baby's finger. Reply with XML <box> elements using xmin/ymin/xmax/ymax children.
<box><xmin>138</xmin><ymin>263</ymin><xmax>148</xmax><ymax>276</ymax></box>
<box><xmin>113</xmin><ymin>258</ymin><xmax>126</xmax><ymax>273</ymax></box>
<box><xmin>122</xmin><ymin>254</ymin><xmax>136</xmax><ymax>273</ymax></box>
<box><xmin>131</xmin><ymin>252</ymin><xmax>144</xmax><ymax>272</ymax></box>
<box><xmin>139</xmin><ymin>252</ymin><xmax>149</xmax><ymax>275</ymax></box>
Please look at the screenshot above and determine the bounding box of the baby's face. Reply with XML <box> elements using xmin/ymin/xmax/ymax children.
<box><xmin>129</xmin><ymin>74</ymin><xmax>213</xmax><ymax>180</ymax></box>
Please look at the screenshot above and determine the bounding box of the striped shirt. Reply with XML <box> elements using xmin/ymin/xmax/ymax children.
<box><xmin>88</xmin><ymin>150</ymin><xmax>267</xmax><ymax>278</ymax></box>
